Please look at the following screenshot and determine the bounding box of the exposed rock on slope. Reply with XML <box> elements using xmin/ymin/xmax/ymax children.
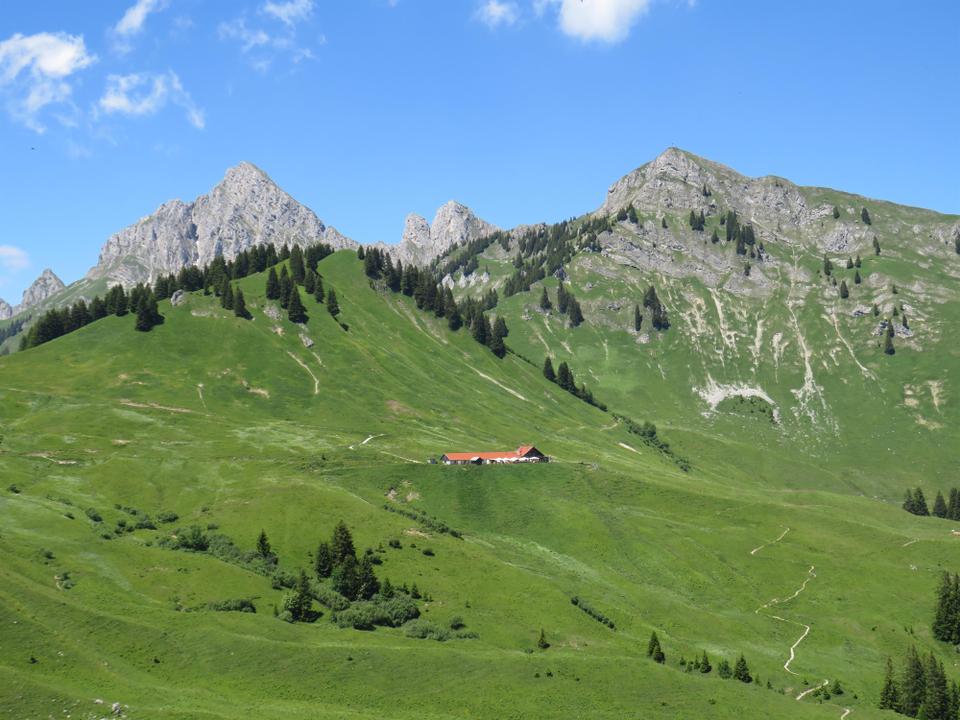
<box><xmin>394</xmin><ymin>201</ymin><xmax>497</xmax><ymax>266</ymax></box>
<box><xmin>0</xmin><ymin>299</ymin><xmax>12</xmax><ymax>320</ymax></box>
<box><xmin>88</xmin><ymin>162</ymin><xmax>356</xmax><ymax>286</ymax></box>
<box><xmin>20</xmin><ymin>269</ymin><xmax>65</xmax><ymax>310</ymax></box>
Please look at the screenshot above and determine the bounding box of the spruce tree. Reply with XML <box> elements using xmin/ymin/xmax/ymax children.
<box><xmin>733</xmin><ymin>654</ymin><xmax>752</xmax><ymax>683</ymax></box>
<box><xmin>839</xmin><ymin>280</ymin><xmax>849</xmax><ymax>299</ymax></box>
<box><xmin>543</xmin><ymin>357</ymin><xmax>556</xmax><ymax>383</ymax></box>
<box><xmin>540</xmin><ymin>287</ymin><xmax>552</xmax><ymax>311</ymax></box>
<box><xmin>885</xmin><ymin>331</ymin><xmax>895</xmax><ymax>356</ymax></box>
<box><xmin>933</xmin><ymin>491</ymin><xmax>948</xmax><ymax>518</ymax></box>
<box><xmin>874</xmin><ymin>237</ymin><xmax>881</xmax><ymax>255</ymax></box>
<box><xmin>627</xmin><ymin>204</ymin><xmax>638</xmax><ymax>224</ymax></box>
<box><xmin>879</xmin><ymin>657</ymin><xmax>900</xmax><ymax>711</ymax></box>
<box><xmin>266</xmin><ymin>267</ymin><xmax>281</xmax><ymax>300</ymax></box>
<box><xmin>489</xmin><ymin>317</ymin><xmax>507</xmax><ymax>359</ymax></box>
<box><xmin>855</xmin><ymin>269</ymin><xmax>862</xmax><ymax>284</ymax></box>
<box><xmin>922</xmin><ymin>653</ymin><xmax>949</xmax><ymax>720</ymax></box>
<box><xmin>221</xmin><ymin>281</ymin><xmax>234</xmax><ymax>310</ymax></box>
<box><xmin>326</xmin><ymin>288</ymin><xmax>340</xmax><ymax>317</ymax></box>
<box><xmin>234</xmin><ymin>288</ymin><xmax>251</xmax><ymax>319</ymax></box>
<box><xmin>314</xmin><ymin>275</ymin><xmax>325</xmax><ymax>303</ymax></box>
<box><xmin>287</xmin><ymin>285</ymin><xmax>308</xmax><ymax>324</ymax></box>
<box><xmin>279</xmin><ymin>268</ymin><xmax>292</xmax><ymax>309</ymax></box>
<box><xmin>314</xmin><ymin>541</ymin><xmax>333</xmax><ymax>579</ymax></box>
<box><xmin>634</xmin><ymin>304</ymin><xmax>642</xmax><ymax>332</ymax></box>
<box><xmin>285</xmin><ymin>569</ymin><xmax>313</xmax><ymax>622</ymax></box>
<box><xmin>833</xmin><ymin>205</ymin><xmax>841</xmax><ymax>219</ymax></box>
<box><xmin>538</xmin><ymin>628</ymin><xmax>550</xmax><ymax>650</ymax></box>
<box><xmin>257</xmin><ymin>530</ymin><xmax>272</xmax><ymax>558</ymax></box>
<box><xmin>557</xmin><ymin>282</ymin><xmax>569</xmax><ymax>315</ymax></box>
<box><xmin>914</xmin><ymin>488</ymin><xmax>930</xmax><ymax>516</ymax></box>
<box><xmin>304</xmin><ymin>268</ymin><xmax>317</xmax><ymax>295</ymax></box>
<box><xmin>861</xmin><ymin>207</ymin><xmax>872</xmax><ymax>225</ymax></box>
<box><xmin>710</xmin><ymin>227</ymin><xmax>719</xmax><ymax>244</ymax></box>
<box><xmin>135</xmin><ymin>294</ymin><xmax>163</xmax><ymax>332</ymax></box>
<box><xmin>471</xmin><ymin>315</ymin><xmax>487</xmax><ymax>345</ymax></box>
<box><xmin>647</xmin><ymin>632</ymin><xmax>665</xmax><ymax>663</ymax></box>
<box><xmin>949</xmin><ymin>680</ymin><xmax>960</xmax><ymax>720</ymax></box>
<box><xmin>699</xmin><ymin>651</ymin><xmax>711</xmax><ymax>674</ymax></box>
<box><xmin>661</xmin><ymin>217</ymin><xmax>667</xmax><ymax>229</ymax></box>
<box><xmin>331</xmin><ymin>521</ymin><xmax>356</xmax><ymax>564</ymax></box>
<box><xmin>331</xmin><ymin>555</ymin><xmax>359</xmax><ymax>599</ymax></box>
<box><xmin>289</xmin><ymin>246</ymin><xmax>305</xmax><ymax>284</ymax></box>
<box><xmin>717</xmin><ymin>659</ymin><xmax>732</xmax><ymax>679</ymax></box>
<box><xmin>823</xmin><ymin>255</ymin><xmax>833</xmax><ymax>276</ymax></box>
<box><xmin>356</xmin><ymin>554</ymin><xmax>380</xmax><ymax>600</ymax></box>
<box><xmin>933</xmin><ymin>571</ymin><xmax>954</xmax><ymax>642</ymax></box>
<box><xmin>568</xmin><ymin>299</ymin><xmax>584</xmax><ymax>328</ymax></box>
<box><xmin>556</xmin><ymin>362</ymin><xmax>574</xmax><ymax>392</ymax></box>
<box><xmin>904</xmin><ymin>489</ymin><xmax>917</xmax><ymax>514</ymax></box>
<box><xmin>901</xmin><ymin>645</ymin><xmax>927</xmax><ymax>717</ymax></box>
<box><xmin>948</xmin><ymin>488</ymin><xmax>960</xmax><ymax>521</ymax></box>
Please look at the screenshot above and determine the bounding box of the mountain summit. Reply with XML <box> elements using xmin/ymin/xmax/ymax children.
<box><xmin>87</xmin><ymin>162</ymin><xmax>356</xmax><ymax>286</ymax></box>
<box><xmin>394</xmin><ymin>201</ymin><xmax>498</xmax><ymax>266</ymax></box>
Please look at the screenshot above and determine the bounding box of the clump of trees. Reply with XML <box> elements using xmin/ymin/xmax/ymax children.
<box><xmin>614</xmin><ymin>413</ymin><xmax>690</xmax><ymax>471</ymax></box>
<box><xmin>879</xmin><ymin>646</ymin><xmax>958</xmax><ymax>719</ymax></box>
<box><xmin>555</xmin><ymin>281</ymin><xmax>585</xmax><ymax>328</ymax></box>
<box><xmin>647</xmin><ymin>632</ymin><xmax>665</xmax><ymax>663</ymax></box>
<box><xmin>571</xmin><ymin>596</ymin><xmax>615</xmax><ymax>629</ymax></box>
<box><xmin>903</xmin><ymin>488</ymin><xmax>930</xmax><ymax>516</ymax></box>
<box><xmin>643</xmin><ymin>285</ymin><xmax>669</xmax><ymax>331</ymax></box>
<box><xmin>933</xmin><ymin>572</ymin><xmax>960</xmax><ymax>645</ymax></box>
<box><xmin>542</xmin><ymin>356</ymin><xmax>606</xmax><ymax>411</ymax></box>
<box><xmin>688</xmin><ymin>209</ymin><xmax>706</xmax><ymax>232</ymax></box>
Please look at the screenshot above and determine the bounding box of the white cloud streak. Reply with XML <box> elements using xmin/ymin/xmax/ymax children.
<box><xmin>99</xmin><ymin>71</ymin><xmax>204</xmax><ymax>129</ymax></box>
<box><xmin>537</xmin><ymin>0</ymin><xmax>653</xmax><ymax>43</ymax></box>
<box><xmin>476</xmin><ymin>1</ymin><xmax>520</xmax><ymax>28</ymax></box>
<box><xmin>115</xmin><ymin>0</ymin><xmax>168</xmax><ymax>36</ymax></box>
<box><xmin>0</xmin><ymin>32</ymin><xmax>95</xmax><ymax>131</ymax></box>
<box><xmin>0</xmin><ymin>246</ymin><xmax>29</xmax><ymax>272</ymax></box>
<box><xmin>262</xmin><ymin>0</ymin><xmax>314</xmax><ymax>27</ymax></box>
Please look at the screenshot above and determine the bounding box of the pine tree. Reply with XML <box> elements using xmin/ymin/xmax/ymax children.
<box><xmin>647</xmin><ymin>631</ymin><xmax>665</xmax><ymax>663</ymax></box>
<box><xmin>284</xmin><ymin>569</ymin><xmax>313</xmax><ymax>621</ymax></box>
<box><xmin>326</xmin><ymin>288</ymin><xmax>340</xmax><ymax>317</ymax></box>
<box><xmin>854</xmin><ymin>269</ymin><xmax>862</xmax><ymax>284</ymax></box>
<box><xmin>948</xmin><ymin>488</ymin><xmax>960</xmax><ymax>521</ymax></box>
<box><xmin>289</xmin><ymin>246</ymin><xmax>305</xmax><ymax>284</ymax></box>
<box><xmin>331</xmin><ymin>521</ymin><xmax>356</xmax><ymax>564</ymax></box>
<box><xmin>861</xmin><ymin>207</ymin><xmax>872</xmax><ymax>225</ymax></box>
<box><xmin>733</xmin><ymin>654</ymin><xmax>752</xmax><ymax>683</ymax></box>
<box><xmin>901</xmin><ymin>645</ymin><xmax>927</xmax><ymax>717</ymax></box>
<box><xmin>537</xmin><ymin>628</ymin><xmax>550</xmax><ymax>650</ymax></box>
<box><xmin>304</xmin><ymin>268</ymin><xmax>317</xmax><ymax>295</ymax></box>
<box><xmin>287</xmin><ymin>285</ymin><xmax>308</xmax><ymax>324</ymax></box>
<box><xmin>540</xmin><ymin>287</ymin><xmax>552</xmax><ymax>311</ymax></box>
<box><xmin>839</xmin><ymin>280</ymin><xmax>849</xmax><ymax>299</ymax></box>
<box><xmin>356</xmin><ymin>554</ymin><xmax>380</xmax><ymax>600</ymax></box>
<box><xmin>699</xmin><ymin>651</ymin><xmax>711</xmax><ymax>674</ymax></box>
<box><xmin>233</xmin><ymin>288</ymin><xmax>251</xmax><ymax>319</ymax></box>
<box><xmin>279</xmin><ymin>268</ymin><xmax>292</xmax><ymax>309</ymax></box>
<box><xmin>627</xmin><ymin>204</ymin><xmax>639</xmax><ymax>224</ymax></box>
<box><xmin>220</xmin><ymin>281</ymin><xmax>234</xmax><ymax>310</ymax></box>
<box><xmin>266</xmin><ymin>267</ymin><xmax>281</xmax><ymax>300</ymax></box>
<box><xmin>256</xmin><ymin>530</ymin><xmax>272</xmax><ymax>558</ymax></box>
<box><xmin>879</xmin><ymin>657</ymin><xmax>901</xmax><ymax>711</ymax></box>
<box><xmin>568</xmin><ymin>299</ymin><xmax>584</xmax><ymax>328</ymax></box>
<box><xmin>914</xmin><ymin>488</ymin><xmax>930</xmax><ymax>516</ymax></box>
<box><xmin>314</xmin><ymin>541</ymin><xmax>333</xmax><ymax>579</ymax></box>
<box><xmin>922</xmin><ymin>653</ymin><xmax>949</xmax><ymax>720</ymax></box>
<box><xmin>717</xmin><ymin>659</ymin><xmax>732</xmax><ymax>679</ymax></box>
<box><xmin>543</xmin><ymin>357</ymin><xmax>556</xmax><ymax>383</ymax></box>
<box><xmin>331</xmin><ymin>555</ymin><xmax>359</xmax><ymax>600</ymax></box>
<box><xmin>634</xmin><ymin>304</ymin><xmax>642</xmax><ymax>332</ymax></box>
<box><xmin>833</xmin><ymin>206</ymin><xmax>841</xmax><ymax>219</ymax></box>
<box><xmin>933</xmin><ymin>491</ymin><xmax>948</xmax><ymax>518</ymax></box>
<box><xmin>489</xmin><ymin>316</ymin><xmax>507</xmax><ymax>358</ymax></box>
<box><xmin>874</xmin><ymin>237</ymin><xmax>882</xmax><ymax>255</ymax></box>
<box><xmin>314</xmin><ymin>275</ymin><xmax>325</xmax><ymax>303</ymax></box>
<box><xmin>135</xmin><ymin>293</ymin><xmax>163</xmax><ymax>332</ymax></box>
<box><xmin>556</xmin><ymin>362</ymin><xmax>574</xmax><ymax>392</ymax></box>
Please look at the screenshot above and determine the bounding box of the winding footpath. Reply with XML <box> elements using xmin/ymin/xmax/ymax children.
<box><xmin>750</xmin><ymin>527</ymin><xmax>790</xmax><ymax>556</ymax></box>
<box><xmin>754</xmin><ymin>565</ymin><xmax>817</xmax><ymax>676</ymax></box>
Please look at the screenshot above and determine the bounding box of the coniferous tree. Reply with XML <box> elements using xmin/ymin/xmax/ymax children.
<box><xmin>833</xmin><ymin>206</ymin><xmax>841</xmax><ymax>219</ymax></box>
<box><xmin>846</xmin><ymin>257</ymin><xmax>854</xmax><ymax>269</ymax></box>
<box><xmin>331</xmin><ymin>521</ymin><xmax>356</xmax><ymax>564</ymax></box>
<box><xmin>855</xmin><ymin>269</ymin><xmax>862</xmax><ymax>284</ymax></box>
<box><xmin>289</xmin><ymin>246</ymin><xmax>305</xmax><ymax>284</ymax></box>
<box><xmin>568</xmin><ymin>299</ymin><xmax>584</xmax><ymax>328</ymax></box>
<box><xmin>634</xmin><ymin>304</ymin><xmax>642</xmax><ymax>332</ymax></box>
<box><xmin>257</xmin><ymin>530</ymin><xmax>272</xmax><ymax>559</ymax></box>
<box><xmin>933</xmin><ymin>572</ymin><xmax>955</xmax><ymax>643</ymax></box>
<box><xmin>356</xmin><ymin>554</ymin><xmax>380</xmax><ymax>600</ymax></box>
<box><xmin>356</xmin><ymin>245</ymin><xmax>365</xmax><ymax>260</ymax></box>
<box><xmin>471</xmin><ymin>314</ymin><xmax>488</xmax><ymax>345</ymax></box>
<box><xmin>331</xmin><ymin>553</ymin><xmax>359</xmax><ymax>600</ymax></box>
<box><xmin>949</xmin><ymin>681</ymin><xmax>960</xmax><ymax>720</ymax></box>
<box><xmin>661</xmin><ymin>216</ymin><xmax>668</xmax><ymax>229</ymax></box>
<box><xmin>543</xmin><ymin>357</ymin><xmax>556</xmax><ymax>383</ymax></box>
<box><xmin>279</xmin><ymin>267</ymin><xmax>292</xmax><ymax>309</ymax></box>
<box><xmin>914</xmin><ymin>488</ymin><xmax>930</xmax><ymax>516</ymax></box>
<box><xmin>538</xmin><ymin>628</ymin><xmax>550</xmax><ymax>650</ymax></box>
<box><xmin>647</xmin><ymin>632</ymin><xmax>665</xmax><ymax>663</ymax></box>
<box><xmin>948</xmin><ymin>488</ymin><xmax>960</xmax><ymax>521</ymax></box>
<box><xmin>314</xmin><ymin>275</ymin><xmax>325</xmax><ymax>303</ymax></box>
<box><xmin>304</xmin><ymin>268</ymin><xmax>317</xmax><ymax>295</ymax></box>
<box><xmin>233</xmin><ymin>288</ymin><xmax>251</xmax><ymax>319</ymax></box>
<box><xmin>540</xmin><ymin>287</ymin><xmax>552</xmax><ymax>311</ymax></box>
<box><xmin>266</xmin><ymin>267</ymin><xmax>281</xmax><ymax>300</ymax></box>
<box><xmin>284</xmin><ymin>569</ymin><xmax>313</xmax><ymax>621</ymax></box>
<box><xmin>627</xmin><ymin>204</ymin><xmax>639</xmax><ymax>224</ymax></box>
<box><xmin>326</xmin><ymin>288</ymin><xmax>340</xmax><ymax>317</ymax></box>
<box><xmin>874</xmin><ymin>237</ymin><xmax>882</xmax><ymax>255</ymax></box>
<box><xmin>710</xmin><ymin>227</ymin><xmax>719</xmax><ymax>244</ymax></box>
<box><xmin>922</xmin><ymin>653</ymin><xmax>949</xmax><ymax>720</ymax></box>
<box><xmin>699</xmin><ymin>651</ymin><xmax>712</xmax><ymax>674</ymax></box>
<box><xmin>446</xmin><ymin>293</ymin><xmax>462</xmax><ymax>331</ymax></box>
<box><xmin>733</xmin><ymin>654</ymin><xmax>752</xmax><ymax>683</ymax></box>
<box><xmin>885</xmin><ymin>323</ymin><xmax>896</xmax><ymax>356</ymax></box>
<box><xmin>839</xmin><ymin>280</ymin><xmax>849</xmax><ymax>299</ymax></box>
<box><xmin>933</xmin><ymin>491</ymin><xmax>948</xmax><ymax>518</ymax></box>
<box><xmin>489</xmin><ymin>316</ymin><xmax>507</xmax><ymax>358</ymax></box>
<box><xmin>557</xmin><ymin>282</ymin><xmax>569</xmax><ymax>315</ymax></box>
<box><xmin>220</xmin><ymin>280</ymin><xmax>234</xmax><ymax>310</ymax></box>
<box><xmin>879</xmin><ymin>657</ymin><xmax>901</xmax><ymax>711</ymax></box>
<box><xmin>717</xmin><ymin>659</ymin><xmax>732</xmax><ymax>679</ymax></box>
<box><xmin>862</xmin><ymin>207</ymin><xmax>872</xmax><ymax>225</ymax></box>
<box><xmin>314</xmin><ymin>541</ymin><xmax>333</xmax><ymax>579</ymax></box>
<box><xmin>823</xmin><ymin>255</ymin><xmax>833</xmax><ymax>276</ymax></box>
<box><xmin>556</xmin><ymin>361</ymin><xmax>575</xmax><ymax>392</ymax></box>
<box><xmin>287</xmin><ymin>285</ymin><xmax>308</xmax><ymax>323</ymax></box>
<box><xmin>135</xmin><ymin>293</ymin><xmax>163</xmax><ymax>332</ymax></box>
<box><xmin>901</xmin><ymin>645</ymin><xmax>927</xmax><ymax>717</ymax></box>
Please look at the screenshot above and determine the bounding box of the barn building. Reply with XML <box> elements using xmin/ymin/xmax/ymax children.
<box><xmin>440</xmin><ymin>445</ymin><xmax>548</xmax><ymax>465</ymax></box>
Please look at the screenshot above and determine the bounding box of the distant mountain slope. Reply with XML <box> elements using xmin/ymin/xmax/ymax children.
<box><xmin>86</xmin><ymin>162</ymin><xmax>356</xmax><ymax>287</ymax></box>
<box><xmin>0</xmin><ymin>268</ymin><xmax>65</xmax><ymax>320</ymax></box>
<box><xmin>385</xmin><ymin>200</ymin><xmax>497</xmax><ymax>267</ymax></box>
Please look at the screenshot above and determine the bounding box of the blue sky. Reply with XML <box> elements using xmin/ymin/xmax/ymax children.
<box><xmin>0</xmin><ymin>0</ymin><xmax>957</xmax><ymax>301</ymax></box>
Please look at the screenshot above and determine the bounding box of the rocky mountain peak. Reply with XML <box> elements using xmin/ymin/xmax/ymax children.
<box><xmin>19</xmin><ymin>269</ymin><xmax>66</xmax><ymax>311</ymax></box>
<box><xmin>393</xmin><ymin>201</ymin><xmax>498</xmax><ymax>267</ymax></box>
<box><xmin>0</xmin><ymin>298</ymin><xmax>12</xmax><ymax>320</ymax></box>
<box><xmin>88</xmin><ymin>162</ymin><xmax>356</xmax><ymax>286</ymax></box>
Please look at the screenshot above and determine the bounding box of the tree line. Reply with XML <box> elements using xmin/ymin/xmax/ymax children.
<box><xmin>361</xmin><ymin>246</ymin><xmax>508</xmax><ymax>359</ymax></box>
<box><xmin>542</xmin><ymin>356</ymin><xmax>606</xmax><ymax>411</ymax></box>
<box><xmin>879</xmin><ymin>646</ymin><xmax>958</xmax><ymax>719</ymax></box>
<box><xmin>902</xmin><ymin>487</ymin><xmax>960</xmax><ymax>518</ymax></box>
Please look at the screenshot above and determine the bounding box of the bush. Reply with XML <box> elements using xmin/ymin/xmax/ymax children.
<box><xmin>84</xmin><ymin>507</ymin><xmax>102</xmax><ymax>523</ymax></box>
<box><xmin>135</xmin><ymin>515</ymin><xmax>157</xmax><ymax>530</ymax></box>
<box><xmin>8</xmin><ymin>484</ymin><xmax>20</xmax><ymax>494</ymax></box>
<box><xmin>449</xmin><ymin>616</ymin><xmax>465</xmax><ymax>630</ymax></box>
<box><xmin>157</xmin><ymin>511</ymin><xmax>179</xmax><ymax>524</ymax></box>
<box><xmin>207</xmin><ymin>598</ymin><xmax>256</xmax><ymax>613</ymax></box>
<box><xmin>174</xmin><ymin>526</ymin><xmax>209</xmax><ymax>551</ymax></box>
<box><xmin>403</xmin><ymin>619</ymin><xmax>450</xmax><ymax>641</ymax></box>
<box><xmin>333</xmin><ymin>595</ymin><xmax>420</xmax><ymax>630</ymax></box>
<box><xmin>422</xmin><ymin>548</ymin><xmax>435</xmax><ymax>557</ymax></box>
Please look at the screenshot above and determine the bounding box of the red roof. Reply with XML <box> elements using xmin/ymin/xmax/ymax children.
<box><xmin>443</xmin><ymin>446</ymin><xmax>542</xmax><ymax>461</ymax></box>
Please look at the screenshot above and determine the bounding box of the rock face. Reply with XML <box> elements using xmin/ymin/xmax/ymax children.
<box><xmin>20</xmin><ymin>269</ymin><xmax>65</xmax><ymax>310</ymax></box>
<box><xmin>393</xmin><ymin>201</ymin><xmax>497</xmax><ymax>266</ymax></box>
<box><xmin>0</xmin><ymin>299</ymin><xmax>12</xmax><ymax>320</ymax></box>
<box><xmin>88</xmin><ymin>162</ymin><xmax>356</xmax><ymax>286</ymax></box>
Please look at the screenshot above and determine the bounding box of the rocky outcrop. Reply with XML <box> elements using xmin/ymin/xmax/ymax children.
<box><xmin>0</xmin><ymin>299</ymin><xmax>12</xmax><ymax>320</ymax></box>
<box><xmin>393</xmin><ymin>201</ymin><xmax>498</xmax><ymax>266</ymax></box>
<box><xmin>20</xmin><ymin>269</ymin><xmax>65</xmax><ymax>310</ymax></box>
<box><xmin>88</xmin><ymin>162</ymin><xmax>356</xmax><ymax>286</ymax></box>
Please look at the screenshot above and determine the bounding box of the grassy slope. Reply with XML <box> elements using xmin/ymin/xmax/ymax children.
<box><xmin>0</xmin><ymin>251</ymin><xmax>955</xmax><ymax>719</ymax></box>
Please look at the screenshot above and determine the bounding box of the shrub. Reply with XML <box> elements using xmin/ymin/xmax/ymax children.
<box><xmin>157</xmin><ymin>511</ymin><xmax>179</xmax><ymax>524</ymax></box>
<box><xmin>333</xmin><ymin>595</ymin><xmax>420</xmax><ymax>630</ymax></box>
<box><xmin>388</xmin><ymin>539</ymin><xmax>402</xmax><ymax>549</ymax></box>
<box><xmin>422</xmin><ymin>548</ymin><xmax>435</xmax><ymax>557</ymax></box>
<box><xmin>207</xmin><ymin>598</ymin><xmax>256</xmax><ymax>613</ymax></box>
<box><xmin>403</xmin><ymin>619</ymin><xmax>451</xmax><ymax>641</ymax></box>
<box><xmin>8</xmin><ymin>484</ymin><xmax>20</xmax><ymax>494</ymax></box>
<box><xmin>449</xmin><ymin>616</ymin><xmax>465</xmax><ymax>630</ymax></box>
<box><xmin>135</xmin><ymin>515</ymin><xmax>157</xmax><ymax>530</ymax></box>
<box><xmin>175</xmin><ymin>526</ymin><xmax>209</xmax><ymax>551</ymax></box>
<box><xmin>84</xmin><ymin>507</ymin><xmax>102</xmax><ymax>523</ymax></box>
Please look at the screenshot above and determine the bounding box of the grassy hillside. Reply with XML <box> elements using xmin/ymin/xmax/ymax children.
<box><xmin>1</xmin><ymin>251</ymin><xmax>956</xmax><ymax>719</ymax></box>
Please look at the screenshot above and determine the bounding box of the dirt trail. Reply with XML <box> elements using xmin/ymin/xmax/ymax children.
<box><xmin>750</xmin><ymin>527</ymin><xmax>790</xmax><ymax>556</ymax></box>
<box><xmin>796</xmin><ymin>679</ymin><xmax>829</xmax><ymax>701</ymax></box>
<box><xmin>287</xmin><ymin>352</ymin><xmax>319</xmax><ymax>394</ymax></box>
<box><xmin>840</xmin><ymin>708</ymin><xmax>852</xmax><ymax>719</ymax></box>
<box><xmin>349</xmin><ymin>434</ymin><xmax>384</xmax><ymax>450</ymax></box>
<box><xmin>902</xmin><ymin>538</ymin><xmax>919</xmax><ymax>547</ymax></box>
<box><xmin>196</xmin><ymin>384</ymin><xmax>207</xmax><ymax>408</ymax></box>
<box><xmin>754</xmin><ymin>563</ymin><xmax>818</xmax><ymax>678</ymax></box>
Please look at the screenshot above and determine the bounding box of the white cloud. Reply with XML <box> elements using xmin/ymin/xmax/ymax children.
<box><xmin>538</xmin><ymin>0</ymin><xmax>652</xmax><ymax>43</ymax></box>
<box><xmin>0</xmin><ymin>32</ymin><xmax>95</xmax><ymax>131</ymax></box>
<box><xmin>115</xmin><ymin>0</ymin><xmax>168</xmax><ymax>37</ymax></box>
<box><xmin>262</xmin><ymin>0</ymin><xmax>314</xmax><ymax>27</ymax></box>
<box><xmin>219</xmin><ymin>18</ymin><xmax>272</xmax><ymax>52</ymax></box>
<box><xmin>476</xmin><ymin>1</ymin><xmax>520</xmax><ymax>28</ymax></box>
<box><xmin>99</xmin><ymin>71</ymin><xmax>204</xmax><ymax>129</ymax></box>
<box><xmin>0</xmin><ymin>246</ymin><xmax>29</xmax><ymax>272</ymax></box>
